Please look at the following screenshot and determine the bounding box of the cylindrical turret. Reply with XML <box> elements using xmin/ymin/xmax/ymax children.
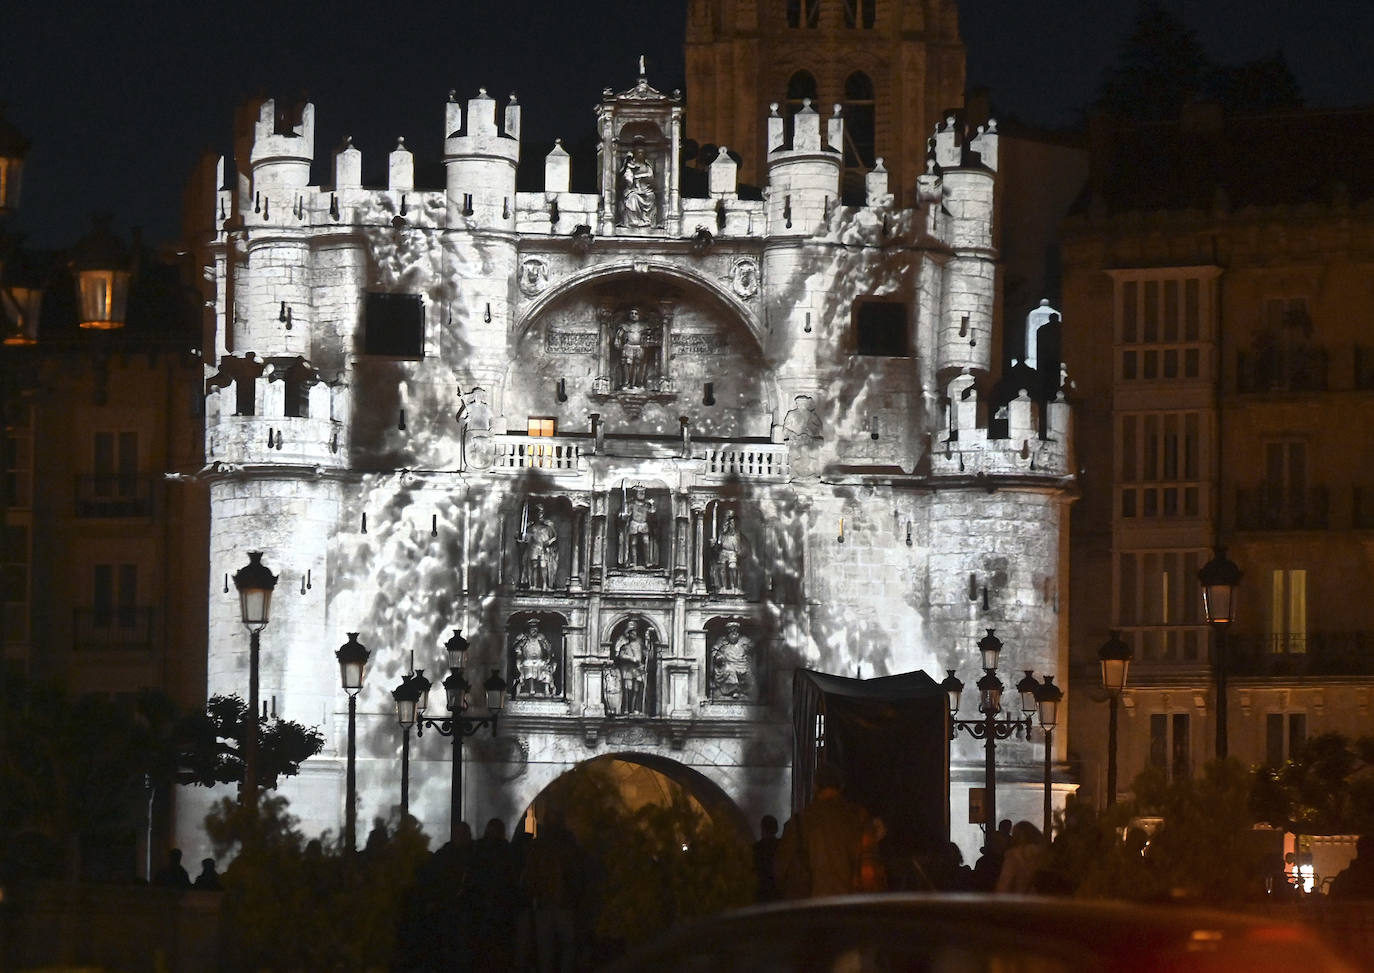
<box><xmin>443</xmin><ymin>89</ymin><xmax>520</xmax><ymax>231</ymax></box>
<box><xmin>764</xmin><ymin>100</ymin><xmax>842</xmax><ymax>238</ymax></box>
<box><xmin>932</xmin><ymin>116</ymin><xmax>998</xmax><ymax>377</ymax></box>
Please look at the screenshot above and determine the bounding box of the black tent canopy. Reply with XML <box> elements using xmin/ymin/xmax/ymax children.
<box><xmin>791</xmin><ymin>668</ymin><xmax>949</xmax><ymax>858</ymax></box>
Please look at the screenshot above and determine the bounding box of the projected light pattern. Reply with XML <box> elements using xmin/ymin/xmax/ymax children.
<box><xmin>182</xmin><ymin>83</ymin><xmax>1073</xmax><ymax>862</ymax></box>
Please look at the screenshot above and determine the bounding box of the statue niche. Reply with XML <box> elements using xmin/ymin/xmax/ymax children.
<box><xmin>511</xmin><ymin>496</ymin><xmax>573</xmax><ymax>590</ymax></box>
<box><xmin>593</xmin><ymin>302</ymin><xmax>672</xmax><ymax>396</ymax></box>
<box><xmin>615</xmin><ymin>481</ymin><xmax>669</xmax><ymax>571</ymax></box>
<box><xmin>509</xmin><ymin>613</ymin><xmax>563</xmax><ymax>699</ymax></box>
<box><xmin>604</xmin><ymin>614</ymin><xmax>660</xmax><ymax>716</ymax></box>
<box><xmin>707</xmin><ymin>618</ymin><xmax>758</xmax><ymax>702</ymax></box>
<box><xmin>709</xmin><ymin>507</ymin><xmax>745</xmax><ymax>594</ymax></box>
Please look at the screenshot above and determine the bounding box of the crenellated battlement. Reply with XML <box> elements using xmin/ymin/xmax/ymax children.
<box><xmin>443</xmin><ymin>88</ymin><xmax>521</xmax><ymax>163</ymax></box>
<box><xmin>204</xmin><ymin>355</ymin><xmax>348</xmax><ymax>468</ymax></box>
<box><xmin>929</xmin><ymin>112</ymin><xmax>998</xmax><ymax>174</ymax></box>
<box><xmin>931</xmin><ymin>369</ymin><xmax>1073</xmax><ymax>479</ymax></box>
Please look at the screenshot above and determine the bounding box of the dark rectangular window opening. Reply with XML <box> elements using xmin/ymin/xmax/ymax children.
<box><xmin>364</xmin><ymin>292</ymin><xmax>425</xmax><ymax>358</ymax></box>
<box><xmin>854</xmin><ymin>301</ymin><xmax>909</xmax><ymax>357</ymax></box>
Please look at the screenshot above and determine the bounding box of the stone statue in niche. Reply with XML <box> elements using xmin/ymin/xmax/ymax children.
<box><xmin>512</xmin><ymin>618</ymin><xmax>557</xmax><ymax>697</ymax></box>
<box><xmin>457</xmin><ymin>386</ymin><xmax>493</xmax><ymax>470</ymax></box>
<box><xmin>613</xmin><ymin>307</ymin><xmax>653</xmax><ymax>390</ymax></box>
<box><xmin>608</xmin><ymin>617</ymin><xmax>653</xmax><ymax>715</ymax></box>
<box><xmin>518</xmin><ymin>502</ymin><xmax>559</xmax><ymax>589</ymax></box>
<box><xmin>618</xmin><ymin>483</ymin><xmax>657</xmax><ymax>569</ymax></box>
<box><xmin>618</xmin><ymin>146</ymin><xmax>658</xmax><ymax>228</ymax></box>
<box><xmin>711</xmin><ymin>511</ymin><xmax>744</xmax><ymax>593</ymax></box>
<box><xmin>710</xmin><ymin>621</ymin><xmax>755</xmax><ymax>700</ymax></box>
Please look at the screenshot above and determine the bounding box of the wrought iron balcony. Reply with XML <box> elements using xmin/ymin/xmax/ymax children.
<box><xmin>1227</xmin><ymin>632</ymin><xmax>1374</xmax><ymax>677</ymax></box>
<box><xmin>1236</xmin><ymin>346</ymin><xmax>1328</xmax><ymax>394</ymax></box>
<box><xmin>1235</xmin><ymin>486</ymin><xmax>1329</xmax><ymax>530</ymax></box>
<box><xmin>74</xmin><ymin>475</ymin><xmax>155</xmax><ymax>518</ymax></box>
<box><xmin>73</xmin><ymin>607</ymin><xmax>155</xmax><ymax>651</ymax></box>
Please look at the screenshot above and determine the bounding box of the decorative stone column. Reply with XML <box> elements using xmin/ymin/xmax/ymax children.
<box><xmin>570</xmin><ymin>497</ymin><xmax>590</xmax><ymax>592</ymax></box>
<box><xmin>690</xmin><ymin>497</ymin><xmax>708</xmax><ymax>594</ymax></box>
<box><xmin>673</xmin><ymin>491</ymin><xmax>690</xmax><ymax>588</ymax></box>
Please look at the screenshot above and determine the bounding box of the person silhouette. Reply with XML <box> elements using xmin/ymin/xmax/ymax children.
<box><xmin>153</xmin><ymin>848</ymin><xmax>191</xmax><ymax>889</ymax></box>
<box><xmin>193</xmin><ymin>857</ymin><xmax>221</xmax><ymax>890</ymax></box>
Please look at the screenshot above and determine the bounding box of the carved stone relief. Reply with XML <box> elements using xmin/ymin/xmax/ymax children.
<box><xmin>510</xmin><ymin>616</ymin><xmax>560</xmax><ymax>698</ymax></box>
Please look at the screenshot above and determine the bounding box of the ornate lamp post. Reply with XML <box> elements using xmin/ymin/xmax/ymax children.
<box><xmin>412</xmin><ymin>630</ymin><xmax>507</xmax><ymax>840</ymax></box>
<box><xmin>1198</xmin><ymin>547</ymin><xmax>1242</xmax><ymax>760</ymax></box>
<box><xmin>391</xmin><ymin>667</ymin><xmax>432</xmax><ymax>819</ymax></box>
<box><xmin>0</xmin><ymin>110</ymin><xmax>27</xmax><ymax>218</ymax></box>
<box><xmin>941</xmin><ymin>629</ymin><xmax>1037</xmax><ymax>837</ymax></box>
<box><xmin>232</xmin><ymin>551</ymin><xmax>277</xmax><ymax>814</ymax></box>
<box><xmin>1097</xmin><ymin>631</ymin><xmax>1133</xmax><ymax>806</ymax></box>
<box><xmin>335</xmin><ymin>632</ymin><xmax>370</xmax><ymax>854</ymax></box>
<box><xmin>1034</xmin><ymin>675</ymin><xmax>1063</xmax><ymax>835</ymax></box>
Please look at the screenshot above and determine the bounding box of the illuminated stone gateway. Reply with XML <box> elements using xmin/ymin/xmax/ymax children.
<box><xmin>180</xmin><ymin>69</ymin><xmax>1074</xmax><ymax>859</ymax></box>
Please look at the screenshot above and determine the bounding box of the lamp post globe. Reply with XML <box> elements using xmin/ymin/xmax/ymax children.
<box><xmin>336</xmin><ymin>632</ymin><xmax>370</xmax><ymax>694</ymax></box>
<box><xmin>1198</xmin><ymin>547</ymin><xmax>1243</xmax><ymax>759</ymax></box>
<box><xmin>70</xmin><ymin>214</ymin><xmax>132</xmax><ymax>331</ymax></box>
<box><xmin>335</xmin><ymin>633</ymin><xmax>369</xmax><ymax>854</ymax></box>
<box><xmin>1098</xmin><ymin>630</ymin><xmax>1133</xmax><ymax>808</ymax></box>
<box><xmin>1016</xmin><ymin>670</ymin><xmax>1041</xmax><ymax>717</ymax></box>
<box><xmin>232</xmin><ymin>551</ymin><xmax>277</xmax><ymax>816</ymax></box>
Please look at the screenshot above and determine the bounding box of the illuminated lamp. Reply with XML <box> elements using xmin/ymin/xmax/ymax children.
<box><xmin>70</xmin><ymin>215</ymin><xmax>132</xmax><ymax>330</ymax></box>
<box><xmin>0</xmin><ymin>112</ymin><xmax>27</xmax><ymax>216</ymax></box>
<box><xmin>1016</xmin><ymin>670</ymin><xmax>1041</xmax><ymax>716</ymax></box>
<box><xmin>335</xmin><ymin>632</ymin><xmax>370</xmax><ymax>695</ymax></box>
<box><xmin>233</xmin><ymin>551</ymin><xmax>277</xmax><ymax>631</ymax></box>
<box><xmin>977</xmin><ymin>628</ymin><xmax>1003</xmax><ymax>672</ymax></box>
<box><xmin>1198</xmin><ymin>547</ymin><xmax>1242</xmax><ymax>627</ymax></box>
<box><xmin>483</xmin><ymin>668</ymin><xmax>508</xmax><ymax>714</ymax></box>
<box><xmin>940</xmin><ymin>669</ymin><xmax>964</xmax><ymax>716</ymax></box>
<box><xmin>1</xmin><ymin>248</ymin><xmax>43</xmax><ymax>346</ymax></box>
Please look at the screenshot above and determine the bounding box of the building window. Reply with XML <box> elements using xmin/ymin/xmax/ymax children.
<box><xmin>1149</xmin><ymin>712</ymin><xmax>1191</xmax><ymax>780</ymax></box>
<box><xmin>1266</xmin><ymin>713</ymin><xmax>1307</xmax><ymax>767</ymax></box>
<box><xmin>1117</xmin><ymin>275</ymin><xmax>1207</xmax><ymax>381</ymax></box>
<box><xmin>284</xmin><ymin>363</ymin><xmax>312</xmax><ymax>419</ymax></box>
<box><xmin>853</xmin><ymin>300</ymin><xmax>908</xmax><ymax>356</ymax></box>
<box><xmin>1117</xmin><ymin>412</ymin><xmax>1203</xmax><ymax>519</ymax></box>
<box><xmin>1240</xmin><ymin>297</ymin><xmax>1325</xmax><ymax>392</ymax></box>
<box><xmin>1116</xmin><ymin>548</ymin><xmax>1207</xmax><ymax>662</ymax></box>
<box><xmin>363</xmin><ymin>292</ymin><xmax>425</xmax><ymax>358</ymax></box>
<box><xmin>527</xmin><ymin>417</ymin><xmax>556</xmax><ymax>438</ymax></box>
<box><xmin>235</xmin><ymin>375</ymin><xmax>256</xmax><ymax>415</ymax></box>
<box><xmin>77</xmin><ymin>431</ymin><xmax>150</xmax><ymax>518</ymax></box>
<box><xmin>1270</xmin><ymin>569</ymin><xmax>1307</xmax><ymax>654</ymax></box>
<box><xmin>841</xmin><ymin>72</ymin><xmax>876</xmax><ymax>203</ymax></box>
<box><xmin>93</xmin><ymin>563</ymin><xmax>138</xmax><ymax>629</ymax></box>
<box><xmin>842</xmin><ymin>0</ymin><xmax>875</xmax><ymax>27</ymax></box>
<box><xmin>787</xmin><ymin>0</ymin><xmax>819</xmax><ymax>28</ymax></box>
<box><xmin>1240</xmin><ymin>441</ymin><xmax>1325</xmax><ymax>530</ymax></box>
<box><xmin>4</xmin><ymin>404</ymin><xmax>32</xmax><ymax>509</ymax></box>
<box><xmin>2</xmin><ymin>524</ymin><xmax>28</xmax><ymax>643</ymax></box>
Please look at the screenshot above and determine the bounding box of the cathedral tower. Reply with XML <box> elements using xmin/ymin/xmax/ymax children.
<box><xmin>685</xmin><ymin>0</ymin><xmax>965</xmax><ymax>201</ymax></box>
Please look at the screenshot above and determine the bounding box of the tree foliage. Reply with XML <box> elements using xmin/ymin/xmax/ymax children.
<box><xmin>1095</xmin><ymin>0</ymin><xmax>1303</xmax><ymax>120</ymax></box>
<box><xmin>175</xmin><ymin>693</ymin><xmax>324</xmax><ymax>789</ymax></box>
<box><xmin>1251</xmin><ymin>732</ymin><xmax>1374</xmax><ymax>836</ymax></box>
<box><xmin>206</xmin><ymin>797</ymin><xmax>431</xmax><ymax>971</ymax></box>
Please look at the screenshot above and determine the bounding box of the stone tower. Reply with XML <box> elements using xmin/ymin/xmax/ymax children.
<box><xmin>685</xmin><ymin>0</ymin><xmax>966</xmax><ymax>200</ymax></box>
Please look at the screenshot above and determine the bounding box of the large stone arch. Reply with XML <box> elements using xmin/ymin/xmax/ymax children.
<box><xmin>514</xmin><ymin>259</ymin><xmax>763</xmax><ymax>350</ymax></box>
<box><xmin>504</xmin><ymin>263</ymin><xmax>774</xmax><ymax>442</ymax></box>
<box><xmin>517</xmin><ymin>752</ymin><xmax>752</xmax><ymax>841</ymax></box>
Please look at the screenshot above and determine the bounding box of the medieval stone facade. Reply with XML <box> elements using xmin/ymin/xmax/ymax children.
<box><xmin>178</xmin><ymin>69</ymin><xmax>1073</xmax><ymax>861</ymax></box>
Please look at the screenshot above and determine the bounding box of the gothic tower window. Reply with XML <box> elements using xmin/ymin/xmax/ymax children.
<box><xmin>842</xmin><ymin>0</ymin><xmax>875</xmax><ymax>28</ymax></box>
<box><xmin>785</xmin><ymin>70</ymin><xmax>819</xmax><ymax>145</ymax></box>
<box><xmin>787</xmin><ymin>0</ymin><xmax>820</xmax><ymax>28</ymax></box>
<box><xmin>842</xmin><ymin>71</ymin><xmax>876</xmax><ymax>203</ymax></box>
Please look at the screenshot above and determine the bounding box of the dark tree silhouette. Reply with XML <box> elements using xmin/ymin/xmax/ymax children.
<box><xmin>175</xmin><ymin>694</ymin><xmax>324</xmax><ymax>790</ymax></box>
<box><xmin>1251</xmin><ymin>732</ymin><xmax>1374</xmax><ymax>837</ymax></box>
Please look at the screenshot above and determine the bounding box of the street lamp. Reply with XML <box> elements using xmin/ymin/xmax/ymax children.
<box><xmin>335</xmin><ymin>632</ymin><xmax>370</xmax><ymax>854</ymax></box>
<box><xmin>70</xmin><ymin>215</ymin><xmax>132</xmax><ymax>331</ymax></box>
<box><xmin>1198</xmin><ymin>547</ymin><xmax>1242</xmax><ymax>760</ymax></box>
<box><xmin>391</xmin><ymin>668</ymin><xmax>431</xmax><ymax>819</ymax></box>
<box><xmin>944</xmin><ymin>629</ymin><xmax>1036</xmax><ymax>838</ymax></box>
<box><xmin>232</xmin><ymin>551</ymin><xmax>277</xmax><ymax>814</ymax></box>
<box><xmin>1097</xmin><ymin>631</ymin><xmax>1133</xmax><ymax>806</ymax></box>
<box><xmin>1034</xmin><ymin>675</ymin><xmax>1063</xmax><ymax>835</ymax></box>
<box><xmin>0</xmin><ymin>110</ymin><xmax>27</xmax><ymax>217</ymax></box>
<box><xmin>413</xmin><ymin>630</ymin><xmax>508</xmax><ymax>841</ymax></box>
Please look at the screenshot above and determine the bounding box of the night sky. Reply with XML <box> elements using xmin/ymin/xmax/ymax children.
<box><xmin>3</xmin><ymin>0</ymin><xmax>1371</xmax><ymax>249</ymax></box>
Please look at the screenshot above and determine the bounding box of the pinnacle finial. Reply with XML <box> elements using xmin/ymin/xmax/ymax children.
<box><xmin>638</xmin><ymin>54</ymin><xmax>646</xmax><ymax>77</ymax></box>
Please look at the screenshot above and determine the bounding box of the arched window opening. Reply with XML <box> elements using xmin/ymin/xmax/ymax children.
<box><xmin>785</xmin><ymin>70</ymin><xmax>820</xmax><ymax>146</ymax></box>
<box><xmin>787</xmin><ymin>0</ymin><xmax>820</xmax><ymax>28</ymax></box>
<box><xmin>842</xmin><ymin>72</ymin><xmax>876</xmax><ymax>203</ymax></box>
<box><xmin>842</xmin><ymin>0</ymin><xmax>875</xmax><ymax>28</ymax></box>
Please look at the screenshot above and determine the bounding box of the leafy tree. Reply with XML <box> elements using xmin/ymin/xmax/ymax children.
<box><xmin>1251</xmin><ymin>732</ymin><xmax>1374</xmax><ymax>836</ymax></box>
<box><xmin>175</xmin><ymin>693</ymin><xmax>324</xmax><ymax>790</ymax></box>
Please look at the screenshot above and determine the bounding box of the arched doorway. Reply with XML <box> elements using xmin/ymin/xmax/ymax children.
<box><xmin>517</xmin><ymin>753</ymin><xmax>751</xmax><ymax>842</ymax></box>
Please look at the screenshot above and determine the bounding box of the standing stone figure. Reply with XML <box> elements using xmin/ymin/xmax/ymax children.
<box><xmin>457</xmin><ymin>386</ymin><xmax>494</xmax><ymax>470</ymax></box>
<box><xmin>519</xmin><ymin>503</ymin><xmax>559</xmax><ymax>589</ymax></box>
<box><xmin>710</xmin><ymin>621</ymin><xmax>755</xmax><ymax>700</ymax></box>
<box><xmin>712</xmin><ymin>511</ymin><xmax>743</xmax><ymax>592</ymax></box>
<box><xmin>619</xmin><ymin>147</ymin><xmax>658</xmax><ymax>228</ymax></box>
<box><xmin>512</xmin><ymin>619</ymin><xmax>557</xmax><ymax>697</ymax></box>
<box><xmin>613</xmin><ymin>308</ymin><xmax>652</xmax><ymax>390</ymax></box>
<box><xmin>619</xmin><ymin>484</ymin><xmax>656</xmax><ymax>568</ymax></box>
<box><xmin>610</xmin><ymin>618</ymin><xmax>651</xmax><ymax>715</ymax></box>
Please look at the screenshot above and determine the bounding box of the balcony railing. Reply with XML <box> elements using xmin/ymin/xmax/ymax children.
<box><xmin>1228</xmin><ymin>632</ymin><xmax>1374</xmax><ymax>676</ymax></box>
<box><xmin>73</xmin><ymin>607</ymin><xmax>155</xmax><ymax>651</ymax></box>
<box><xmin>1235</xmin><ymin>486</ymin><xmax>1329</xmax><ymax>530</ymax></box>
<box><xmin>75</xmin><ymin>475</ymin><xmax>155</xmax><ymax>518</ymax></box>
<box><xmin>493</xmin><ymin>435</ymin><xmax>583</xmax><ymax>472</ymax></box>
<box><xmin>694</xmin><ymin>443</ymin><xmax>790</xmax><ymax>480</ymax></box>
<box><xmin>1236</xmin><ymin>346</ymin><xmax>1329</xmax><ymax>394</ymax></box>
